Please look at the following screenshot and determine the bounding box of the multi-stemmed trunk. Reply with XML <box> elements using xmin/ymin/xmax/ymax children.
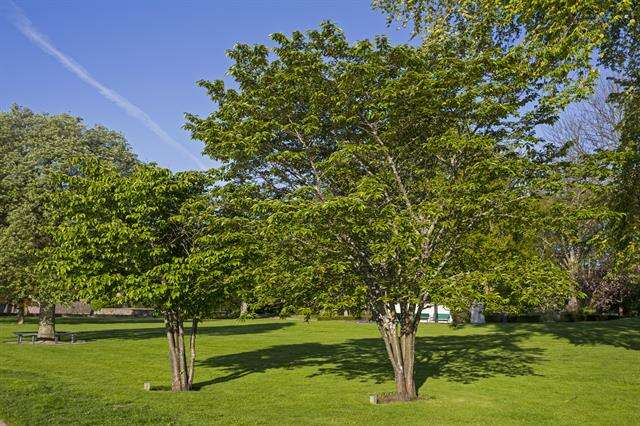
<box><xmin>37</xmin><ymin>302</ymin><xmax>56</xmax><ymax>339</ymax></box>
<box><xmin>374</xmin><ymin>304</ymin><xmax>419</xmax><ymax>401</ymax></box>
<box><xmin>164</xmin><ymin>312</ymin><xmax>198</xmax><ymax>391</ymax></box>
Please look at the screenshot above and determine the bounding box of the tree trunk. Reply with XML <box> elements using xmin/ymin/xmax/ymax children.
<box><xmin>37</xmin><ymin>302</ymin><xmax>55</xmax><ymax>339</ymax></box>
<box><xmin>400</xmin><ymin>331</ymin><xmax>417</xmax><ymax>399</ymax></box>
<box><xmin>176</xmin><ymin>316</ymin><xmax>188</xmax><ymax>389</ymax></box>
<box><xmin>375</xmin><ymin>304</ymin><xmax>418</xmax><ymax>401</ymax></box>
<box><xmin>566</xmin><ymin>296</ymin><xmax>579</xmax><ymax>313</ymax></box>
<box><xmin>187</xmin><ymin>318</ymin><xmax>198</xmax><ymax>389</ymax></box>
<box><xmin>433</xmin><ymin>304</ymin><xmax>439</xmax><ymax>323</ymax></box>
<box><xmin>164</xmin><ymin>312</ymin><xmax>197</xmax><ymax>391</ymax></box>
<box><xmin>165</xmin><ymin>312</ymin><xmax>183</xmax><ymax>391</ymax></box>
<box><xmin>240</xmin><ymin>301</ymin><xmax>248</xmax><ymax>316</ymax></box>
<box><xmin>16</xmin><ymin>300</ymin><xmax>26</xmax><ymax>325</ymax></box>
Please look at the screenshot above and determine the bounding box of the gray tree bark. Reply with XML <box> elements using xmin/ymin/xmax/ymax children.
<box><xmin>187</xmin><ymin>318</ymin><xmax>198</xmax><ymax>389</ymax></box>
<box><xmin>164</xmin><ymin>312</ymin><xmax>198</xmax><ymax>391</ymax></box>
<box><xmin>374</xmin><ymin>303</ymin><xmax>419</xmax><ymax>401</ymax></box>
<box><xmin>37</xmin><ymin>302</ymin><xmax>55</xmax><ymax>339</ymax></box>
<box><xmin>164</xmin><ymin>313</ymin><xmax>182</xmax><ymax>391</ymax></box>
<box><xmin>240</xmin><ymin>301</ymin><xmax>248</xmax><ymax>316</ymax></box>
<box><xmin>16</xmin><ymin>300</ymin><xmax>26</xmax><ymax>325</ymax></box>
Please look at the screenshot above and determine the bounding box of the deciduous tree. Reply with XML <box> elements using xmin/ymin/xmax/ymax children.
<box><xmin>187</xmin><ymin>23</ymin><xmax>573</xmax><ymax>400</ymax></box>
<box><xmin>0</xmin><ymin>105</ymin><xmax>137</xmax><ymax>337</ymax></box>
<box><xmin>374</xmin><ymin>1</ymin><xmax>640</xmax><ymax>314</ymax></box>
<box><xmin>46</xmin><ymin>162</ymin><xmax>248</xmax><ymax>390</ymax></box>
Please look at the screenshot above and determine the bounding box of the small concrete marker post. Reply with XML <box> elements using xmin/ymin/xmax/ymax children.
<box><xmin>369</xmin><ymin>395</ymin><xmax>378</xmax><ymax>405</ymax></box>
<box><xmin>143</xmin><ymin>382</ymin><xmax>151</xmax><ymax>391</ymax></box>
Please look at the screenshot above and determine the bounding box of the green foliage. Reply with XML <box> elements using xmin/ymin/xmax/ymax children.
<box><xmin>373</xmin><ymin>0</ymin><xmax>635</xmax><ymax>84</ymax></box>
<box><xmin>602</xmin><ymin>80</ymin><xmax>640</xmax><ymax>310</ymax></box>
<box><xmin>0</xmin><ymin>105</ymin><xmax>137</xmax><ymax>306</ymax></box>
<box><xmin>187</xmin><ymin>22</ymin><xmax>574</xmax><ymax>321</ymax></box>
<box><xmin>373</xmin><ymin>0</ymin><xmax>635</xmax><ymax>113</ymax></box>
<box><xmin>44</xmin><ymin>161</ymin><xmax>250</xmax><ymax>318</ymax></box>
<box><xmin>372</xmin><ymin>1</ymin><xmax>640</xmax><ymax>312</ymax></box>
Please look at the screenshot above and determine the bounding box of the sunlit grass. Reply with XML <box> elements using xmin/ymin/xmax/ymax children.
<box><xmin>1</xmin><ymin>316</ymin><xmax>638</xmax><ymax>425</ymax></box>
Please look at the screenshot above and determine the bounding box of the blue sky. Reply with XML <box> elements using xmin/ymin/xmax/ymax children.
<box><xmin>1</xmin><ymin>1</ymin><xmax>412</xmax><ymax>171</ymax></box>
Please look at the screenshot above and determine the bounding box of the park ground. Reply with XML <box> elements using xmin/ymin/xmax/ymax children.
<box><xmin>0</xmin><ymin>316</ymin><xmax>639</xmax><ymax>425</ymax></box>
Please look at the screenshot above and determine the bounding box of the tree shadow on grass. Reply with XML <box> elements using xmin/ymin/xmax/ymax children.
<box><xmin>75</xmin><ymin>321</ymin><xmax>295</xmax><ymax>342</ymax></box>
<box><xmin>195</xmin><ymin>331</ymin><xmax>544</xmax><ymax>391</ymax></box>
<box><xmin>525</xmin><ymin>318</ymin><xmax>640</xmax><ymax>351</ymax></box>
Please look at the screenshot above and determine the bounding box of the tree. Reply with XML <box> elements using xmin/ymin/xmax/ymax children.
<box><xmin>187</xmin><ymin>23</ymin><xmax>573</xmax><ymax>401</ymax></box>
<box><xmin>373</xmin><ymin>1</ymin><xmax>640</xmax><ymax>314</ymax></box>
<box><xmin>544</xmin><ymin>78</ymin><xmax>622</xmax><ymax>159</ymax></box>
<box><xmin>46</xmin><ymin>161</ymin><xmax>249</xmax><ymax>391</ymax></box>
<box><xmin>600</xmin><ymin>10</ymin><xmax>640</xmax><ymax>313</ymax></box>
<box><xmin>0</xmin><ymin>105</ymin><xmax>137</xmax><ymax>337</ymax></box>
<box><xmin>536</xmin><ymin>80</ymin><xmax>622</xmax><ymax>312</ymax></box>
<box><xmin>373</xmin><ymin>1</ymin><xmax>634</xmax><ymax>70</ymax></box>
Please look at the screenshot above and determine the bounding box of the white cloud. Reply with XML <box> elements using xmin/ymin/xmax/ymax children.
<box><xmin>5</xmin><ymin>2</ymin><xmax>207</xmax><ymax>170</ymax></box>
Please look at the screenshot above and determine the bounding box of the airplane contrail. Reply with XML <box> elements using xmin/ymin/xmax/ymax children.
<box><xmin>4</xmin><ymin>1</ymin><xmax>207</xmax><ymax>170</ymax></box>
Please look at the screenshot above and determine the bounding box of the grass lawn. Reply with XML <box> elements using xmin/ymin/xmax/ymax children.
<box><xmin>0</xmin><ymin>316</ymin><xmax>639</xmax><ymax>425</ymax></box>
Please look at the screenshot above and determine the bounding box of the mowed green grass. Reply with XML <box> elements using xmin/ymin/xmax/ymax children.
<box><xmin>0</xmin><ymin>316</ymin><xmax>639</xmax><ymax>425</ymax></box>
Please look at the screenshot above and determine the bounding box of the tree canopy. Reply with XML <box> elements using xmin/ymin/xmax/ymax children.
<box><xmin>46</xmin><ymin>161</ymin><xmax>255</xmax><ymax>390</ymax></box>
<box><xmin>0</xmin><ymin>105</ymin><xmax>137</xmax><ymax>336</ymax></box>
<box><xmin>187</xmin><ymin>22</ymin><xmax>574</xmax><ymax>400</ymax></box>
<box><xmin>373</xmin><ymin>0</ymin><xmax>640</xmax><ymax>314</ymax></box>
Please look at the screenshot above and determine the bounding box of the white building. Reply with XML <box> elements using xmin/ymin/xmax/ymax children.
<box><xmin>394</xmin><ymin>304</ymin><xmax>452</xmax><ymax>323</ymax></box>
<box><xmin>419</xmin><ymin>305</ymin><xmax>452</xmax><ymax>323</ymax></box>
